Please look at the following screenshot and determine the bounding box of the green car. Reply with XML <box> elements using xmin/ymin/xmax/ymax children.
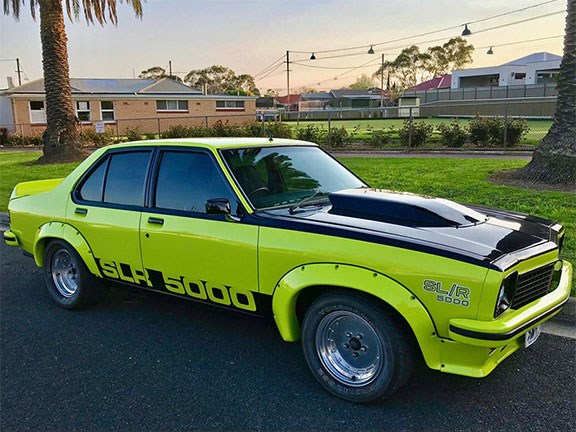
<box><xmin>4</xmin><ymin>138</ymin><xmax>572</xmax><ymax>403</ymax></box>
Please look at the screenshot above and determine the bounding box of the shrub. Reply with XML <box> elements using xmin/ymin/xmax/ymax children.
<box><xmin>161</xmin><ymin>124</ymin><xmax>208</xmax><ymax>138</ymax></box>
<box><xmin>327</xmin><ymin>126</ymin><xmax>350</xmax><ymax>148</ymax></box>
<box><xmin>468</xmin><ymin>116</ymin><xmax>529</xmax><ymax>147</ymax></box>
<box><xmin>505</xmin><ymin>118</ymin><xmax>530</xmax><ymax>146</ymax></box>
<box><xmin>369</xmin><ymin>129</ymin><xmax>392</xmax><ymax>148</ymax></box>
<box><xmin>295</xmin><ymin>124</ymin><xmax>326</xmax><ymax>144</ymax></box>
<box><xmin>124</xmin><ymin>126</ymin><xmax>144</xmax><ymax>142</ymax></box>
<box><xmin>265</xmin><ymin>121</ymin><xmax>292</xmax><ymax>139</ymax></box>
<box><xmin>437</xmin><ymin>120</ymin><xmax>468</xmax><ymax>148</ymax></box>
<box><xmin>4</xmin><ymin>133</ymin><xmax>43</xmax><ymax>146</ymax></box>
<box><xmin>78</xmin><ymin>130</ymin><xmax>115</xmax><ymax>147</ymax></box>
<box><xmin>398</xmin><ymin>120</ymin><xmax>433</xmax><ymax>147</ymax></box>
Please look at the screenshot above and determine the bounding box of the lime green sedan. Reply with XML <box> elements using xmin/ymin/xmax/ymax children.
<box><xmin>4</xmin><ymin>138</ymin><xmax>572</xmax><ymax>403</ymax></box>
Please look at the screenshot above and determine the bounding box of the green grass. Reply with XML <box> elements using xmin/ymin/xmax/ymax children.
<box><xmin>1</xmin><ymin>151</ymin><xmax>573</xmax><ymax>294</ymax></box>
<box><xmin>288</xmin><ymin>118</ymin><xmax>553</xmax><ymax>145</ymax></box>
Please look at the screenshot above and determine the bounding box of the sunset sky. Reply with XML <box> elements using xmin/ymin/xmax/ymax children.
<box><xmin>0</xmin><ymin>0</ymin><xmax>565</xmax><ymax>93</ymax></box>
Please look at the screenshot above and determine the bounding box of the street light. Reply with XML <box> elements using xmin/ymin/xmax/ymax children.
<box><xmin>461</xmin><ymin>24</ymin><xmax>472</xmax><ymax>36</ymax></box>
<box><xmin>310</xmin><ymin>52</ymin><xmax>316</xmax><ymax>60</ymax></box>
<box><xmin>487</xmin><ymin>47</ymin><xmax>494</xmax><ymax>55</ymax></box>
<box><xmin>367</xmin><ymin>45</ymin><xmax>375</xmax><ymax>54</ymax></box>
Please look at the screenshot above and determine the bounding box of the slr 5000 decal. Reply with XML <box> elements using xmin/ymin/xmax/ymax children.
<box><xmin>423</xmin><ymin>279</ymin><xmax>471</xmax><ymax>307</ymax></box>
<box><xmin>96</xmin><ymin>258</ymin><xmax>258</xmax><ymax>312</ymax></box>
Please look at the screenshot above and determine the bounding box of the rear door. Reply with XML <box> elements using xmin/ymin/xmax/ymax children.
<box><xmin>68</xmin><ymin>148</ymin><xmax>153</xmax><ymax>286</ymax></box>
<box><xmin>139</xmin><ymin>148</ymin><xmax>260</xmax><ymax>313</ymax></box>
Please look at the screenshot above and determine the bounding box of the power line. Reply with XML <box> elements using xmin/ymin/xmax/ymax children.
<box><xmin>253</xmin><ymin>54</ymin><xmax>286</xmax><ymax>78</ymax></box>
<box><xmin>289</xmin><ymin>0</ymin><xmax>562</xmax><ymax>55</ymax></box>
<box><xmin>477</xmin><ymin>34</ymin><xmax>563</xmax><ymax>49</ymax></box>
<box><xmin>255</xmin><ymin>62</ymin><xmax>285</xmax><ymax>81</ymax></box>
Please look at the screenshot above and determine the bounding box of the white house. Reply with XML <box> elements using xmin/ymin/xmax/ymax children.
<box><xmin>451</xmin><ymin>52</ymin><xmax>561</xmax><ymax>89</ymax></box>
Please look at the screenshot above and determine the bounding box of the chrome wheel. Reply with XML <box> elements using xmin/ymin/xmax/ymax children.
<box><xmin>50</xmin><ymin>249</ymin><xmax>80</xmax><ymax>298</ymax></box>
<box><xmin>315</xmin><ymin>311</ymin><xmax>384</xmax><ymax>387</ymax></box>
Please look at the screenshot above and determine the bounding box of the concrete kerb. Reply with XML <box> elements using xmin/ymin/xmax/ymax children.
<box><xmin>0</xmin><ymin>211</ymin><xmax>574</xmax><ymax>323</ymax></box>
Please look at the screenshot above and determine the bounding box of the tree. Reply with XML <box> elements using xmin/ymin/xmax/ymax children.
<box><xmin>264</xmin><ymin>88</ymin><xmax>279</xmax><ymax>97</ymax></box>
<box><xmin>349</xmin><ymin>74</ymin><xmax>376</xmax><ymax>90</ymax></box>
<box><xmin>374</xmin><ymin>38</ymin><xmax>474</xmax><ymax>91</ymax></box>
<box><xmin>4</xmin><ymin>0</ymin><xmax>143</xmax><ymax>162</ymax></box>
<box><xmin>139</xmin><ymin>66</ymin><xmax>183</xmax><ymax>82</ymax></box>
<box><xmin>425</xmin><ymin>37</ymin><xmax>474</xmax><ymax>76</ymax></box>
<box><xmin>509</xmin><ymin>0</ymin><xmax>575</xmax><ymax>185</ymax></box>
<box><xmin>184</xmin><ymin>65</ymin><xmax>259</xmax><ymax>96</ymax></box>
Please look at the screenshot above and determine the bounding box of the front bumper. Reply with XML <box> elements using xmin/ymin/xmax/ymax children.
<box><xmin>448</xmin><ymin>260</ymin><xmax>572</xmax><ymax>348</ymax></box>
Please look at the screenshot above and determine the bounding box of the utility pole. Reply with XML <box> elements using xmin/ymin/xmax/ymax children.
<box><xmin>169</xmin><ymin>60</ymin><xmax>173</xmax><ymax>77</ymax></box>
<box><xmin>380</xmin><ymin>53</ymin><xmax>384</xmax><ymax>110</ymax></box>
<box><xmin>16</xmin><ymin>58</ymin><xmax>22</xmax><ymax>86</ymax></box>
<box><xmin>286</xmin><ymin>51</ymin><xmax>290</xmax><ymax>113</ymax></box>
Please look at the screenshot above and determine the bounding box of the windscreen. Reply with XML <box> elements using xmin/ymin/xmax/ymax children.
<box><xmin>221</xmin><ymin>146</ymin><xmax>366</xmax><ymax>209</ymax></box>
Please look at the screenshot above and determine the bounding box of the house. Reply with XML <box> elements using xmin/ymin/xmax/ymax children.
<box><xmin>275</xmin><ymin>94</ymin><xmax>300</xmax><ymax>112</ymax></box>
<box><xmin>407</xmin><ymin>74</ymin><xmax>451</xmax><ymax>91</ymax></box>
<box><xmin>298</xmin><ymin>92</ymin><xmax>333</xmax><ymax>111</ymax></box>
<box><xmin>329</xmin><ymin>89</ymin><xmax>382</xmax><ymax>109</ymax></box>
<box><xmin>2</xmin><ymin>77</ymin><xmax>257</xmax><ymax>136</ymax></box>
<box><xmin>451</xmin><ymin>52</ymin><xmax>561</xmax><ymax>89</ymax></box>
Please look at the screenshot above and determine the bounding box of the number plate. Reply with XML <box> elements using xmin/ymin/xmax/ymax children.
<box><xmin>524</xmin><ymin>326</ymin><xmax>541</xmax><ymax>348</ymax></box>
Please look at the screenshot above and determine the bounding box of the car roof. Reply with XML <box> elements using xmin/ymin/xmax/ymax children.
<box><xmin>103</xmin><ymin>137</ymin><xmax>318</xmax><ymax>151</ymax></box>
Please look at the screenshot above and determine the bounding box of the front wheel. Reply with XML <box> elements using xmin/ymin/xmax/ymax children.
<box><xmin>44</xmin><ymin>240</ymin><xmax>105</xmax><ymax>309</ymax></box>
<box><xmin>301</xmin><ymin>292</ymin><xmax>415</xmax><ymax>403</ymax></box>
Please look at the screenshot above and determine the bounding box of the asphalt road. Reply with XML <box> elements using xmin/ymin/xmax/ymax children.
<box><xmin>1</xmin><ymin>241</ymin><xmax>574</xmax><ymax>432</ymax></box>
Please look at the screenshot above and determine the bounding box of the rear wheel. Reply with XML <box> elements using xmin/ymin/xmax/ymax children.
<box><xmin>301</xmin><ymin>292</ymin><xmax>414</xmax><ymax>403</ymax></box>
<box><xmin>44</xmin><ymin>240</ymin><xmax>105</xmax><ymax>309</ymax></box>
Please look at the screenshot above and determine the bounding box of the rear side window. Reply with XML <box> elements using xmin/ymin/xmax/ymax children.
<box><xmin>104</xmin><ymin>151</ymin><xmax>151</xmax><ymax>206</ymax></box>
<box><xmin>78</xmin><ymin>159</ymin><xmax>107</xmax><ymax>202</ymax></box>
<box><xmin>154</xmin><ymin>151</ymin><xmax>237</xmax><ymax>214</ymax></box>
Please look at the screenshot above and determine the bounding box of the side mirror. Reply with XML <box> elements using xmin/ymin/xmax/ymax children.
<box><xmin>205</xmin><ymin>198</ymin><xmax>240</xmax><ymax>222</ymax></box>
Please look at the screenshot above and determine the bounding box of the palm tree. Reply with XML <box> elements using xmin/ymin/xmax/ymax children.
<box><xmin>511</xmin><ymin>0</ymin><xmax>575</xmax><ymax>185</ymax></box>
<box><xmin>3</xmin><ymin>0</ymin><xmax>143</xmax><ymax>162</ymax></box>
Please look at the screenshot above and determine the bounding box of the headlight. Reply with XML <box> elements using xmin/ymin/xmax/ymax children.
<box><xmin>494</xmin><ymin>272</ymin><xmax>518</xmax><ymax>317</ymax></box>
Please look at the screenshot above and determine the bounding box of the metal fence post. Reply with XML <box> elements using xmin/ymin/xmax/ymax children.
<box><xmin>327</xmin><ymin>110</ymin><xmax>332</xmax><ymax>149</ymax></box>
<box><xmin>408</xmin><ymin>107</ymin><xmax>413</xmax><ymax>148</ymax></box>
<box><xmin>261</xmin><ymin>112</ymin><xmax>266</xmax><ymax>137</ymax></box>
<box><xmin>115</xmin><ymin>122</ymin><xmax>119</xmax><ymax>139</ymax></box>
<box><xmin>503</xmin><ymin>102</ymin><xmax>509</xmax><ymax>148</ymax></box>
<box><xmin>157</xmin><ymin>118</ymin><xmax>161</xmax><ymax>137</ymax></box>
<box><xmin>205</xmin><ymin>116</ymin><xmax>209</xmax><ymax>129</ymax></box>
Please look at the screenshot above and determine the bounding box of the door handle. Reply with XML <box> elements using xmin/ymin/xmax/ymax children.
<box><xmin>148</xmin><ymin>217</ymin><xmax>164</xmax><ymax>225</ymax></box>
<box><xmin>75</xmin><ymin>208</ymin><xmax>88</xmax><ymax>215</ymax></box>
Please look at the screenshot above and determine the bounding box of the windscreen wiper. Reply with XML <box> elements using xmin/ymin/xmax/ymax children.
<box><xmin>289</xmin><ymin>190</ymin><xmax>330</xmax><ymax>214</ymax></box>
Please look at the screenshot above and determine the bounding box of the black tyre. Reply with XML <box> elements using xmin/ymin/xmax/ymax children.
<box><xmin>301</xmin><ymin>291</ymin><xmax>415</xmax><ymax>403</ymax></box>
<box><xmin>43</xmin><ymin>240</ymin><xmax>106</xmax><ymax>309</ymax></box>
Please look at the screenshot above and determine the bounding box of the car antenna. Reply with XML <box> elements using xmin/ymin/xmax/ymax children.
<box><xmin>265</xmin><ymin>128</ymin><xmax>274</xmax><ymax>142</ymax></box>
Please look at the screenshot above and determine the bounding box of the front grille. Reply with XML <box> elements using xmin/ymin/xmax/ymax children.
<box><xmin>511</xmin><ymin>263</ymin><xmax>555</xmax><ymax>310</ymax></box>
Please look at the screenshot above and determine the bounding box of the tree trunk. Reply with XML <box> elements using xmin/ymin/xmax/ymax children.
<box><xmin>511</xmin><ymin>0</ymin><xmax>576</xmax><ymax>185</ymax></box>
<box><xmin>38</xmin><ymin>0</ymin><xmax>83</xmax><ymax>162</ymax></box>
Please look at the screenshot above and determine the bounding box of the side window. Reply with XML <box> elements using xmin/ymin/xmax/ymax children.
<box><xmin>78</xmin><ymin>158</ymin><xmax>108</xmax><ymax>202</ymax></box>
<box><xmin>103</xmin><ymin>151</ymin><xmax>151</xmax><ymax>206</ymax></box>
<box><xmin>154</xmin><ymin>151</ymin><xmax>237</xmax><ymax>214</ymax></box>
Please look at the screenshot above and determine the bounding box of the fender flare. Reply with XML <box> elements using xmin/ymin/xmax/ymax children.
<box><xmin>34</xmin><ymin>222</ymin><xmax>102</xmax><ymax>278</ymax></box>
<box><xmin>271</xmin><ymin>263</ymin><xmax>442</xmax><ymax>369</ymax></box>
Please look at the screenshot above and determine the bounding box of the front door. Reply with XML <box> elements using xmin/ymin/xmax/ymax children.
<box><xmin>140</xmin><ymin>149</ymin><xmax>260</xmax><ymax>314</ymax></box>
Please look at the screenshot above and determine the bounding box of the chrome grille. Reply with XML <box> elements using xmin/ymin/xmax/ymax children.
<box><xmin>511</xmin><ymin>263</ymin><xmax>555</xmax><ymax>310</ymax></box>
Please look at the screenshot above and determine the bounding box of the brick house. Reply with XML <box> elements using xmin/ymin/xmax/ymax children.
<box><xmin>2</xmin><ymin>77</ymin><xmax>257</xmax><ymax>136</ymax></box>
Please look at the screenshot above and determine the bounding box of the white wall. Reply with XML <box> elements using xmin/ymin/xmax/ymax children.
<box><xmin>0</xmin><ymin>95</ymin><xmax>15</xmax><ymax>132</ymax></box>
<box><xmin>526</xmin><ymin>59</ymin><xmax>561</xmax><ymax>84</ymax></box>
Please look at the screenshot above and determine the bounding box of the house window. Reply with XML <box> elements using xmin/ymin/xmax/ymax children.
<box><xmin>513</xmin><ymin>72</ymin><xmax>526</xmax><ymax>80</ymax></box>
<box><xmin>29</xmin><ymin>101</ymin><xmax>46</xmax><ymax>124</ymax></box>
<box><xmin>216</xmin><ymin>100</ymin><xmax>245</xmax><ymax>110</ymax></box>
<box><xmin>156</xmin><ymin>100</ymin><xmax>189</xmax><ymax>112</ymax></box>
<box><xmin>101</xmin><ymin>101</ymin><xmax>115</xmax><ymax>121</ymax></box>
<box><xmin>76</xmin><ymin>101</ymin><xmax>91</xmax><ymax>122</ymax></box>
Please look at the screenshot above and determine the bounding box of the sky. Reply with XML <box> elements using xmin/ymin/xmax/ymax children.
<box><xmin>0</xmin><ymin>0</ymin><xmax>565</xmax><ymax>93</ymax></box>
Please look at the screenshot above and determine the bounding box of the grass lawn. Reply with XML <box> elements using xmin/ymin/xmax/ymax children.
<box><xmin>1</xmin><ymin>150</ymin><xmax>574</xmax><ymax>294</ymax></box>
<box><xmin>288</xmin><ymin>118</ymin><xmax>553</xmax><ymax>145</ymax></box>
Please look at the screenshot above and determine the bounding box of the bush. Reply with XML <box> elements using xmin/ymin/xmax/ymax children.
<box><xmin>124</xmin><ymin>126</ymin><xmax>144</xmax><ymax>142</ymax></box>
<box><xmin>369</xmin><ymin>128</ymin><xmax>393</xmax><ymax>148</ymax></box>
<box><xmin>437</xmin><ymin>120</ymin><xmax>468</xmax><ymax>148</ymax></box>
<box><xmin>468</xmin><ymin>116</ymin><xmax>529</xmax><ymax>147</ymax></box>
<box><xmin>505</xmin><ymin>118</ymin><xmax>530</xmax><ymax>146</ymax></box>
<box><xmin>264</xmin><ymin>121</ymin><xmax>292</xmax><ymax>139</ymax></box>
<box><xmin>4</xmin><ymin>133</ymin><xmax>43</xmax><ymax>146</ymax></box>
<box><xmin>327</xmin><ymin>126</ymin><xmax>350</xmax><ymax>148</ymax></box>
<box><xmin>295</xmin><ymin>124</ymin><xmax>326</xmax><ymax>144</ymax></box>
<box><xmin>398</xmin><ymin>120</ymin><xmax>433</xmax><ymax>147</ymax></box>
<box><xmin>161</xmin><ymin>124</ymin><xmax>208</xmax><ymax>138</ymax></box>
<box><xmin>78</xmin><ymin>130</ymin><xmax>115</xmax><ymax>147</ymax></box>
